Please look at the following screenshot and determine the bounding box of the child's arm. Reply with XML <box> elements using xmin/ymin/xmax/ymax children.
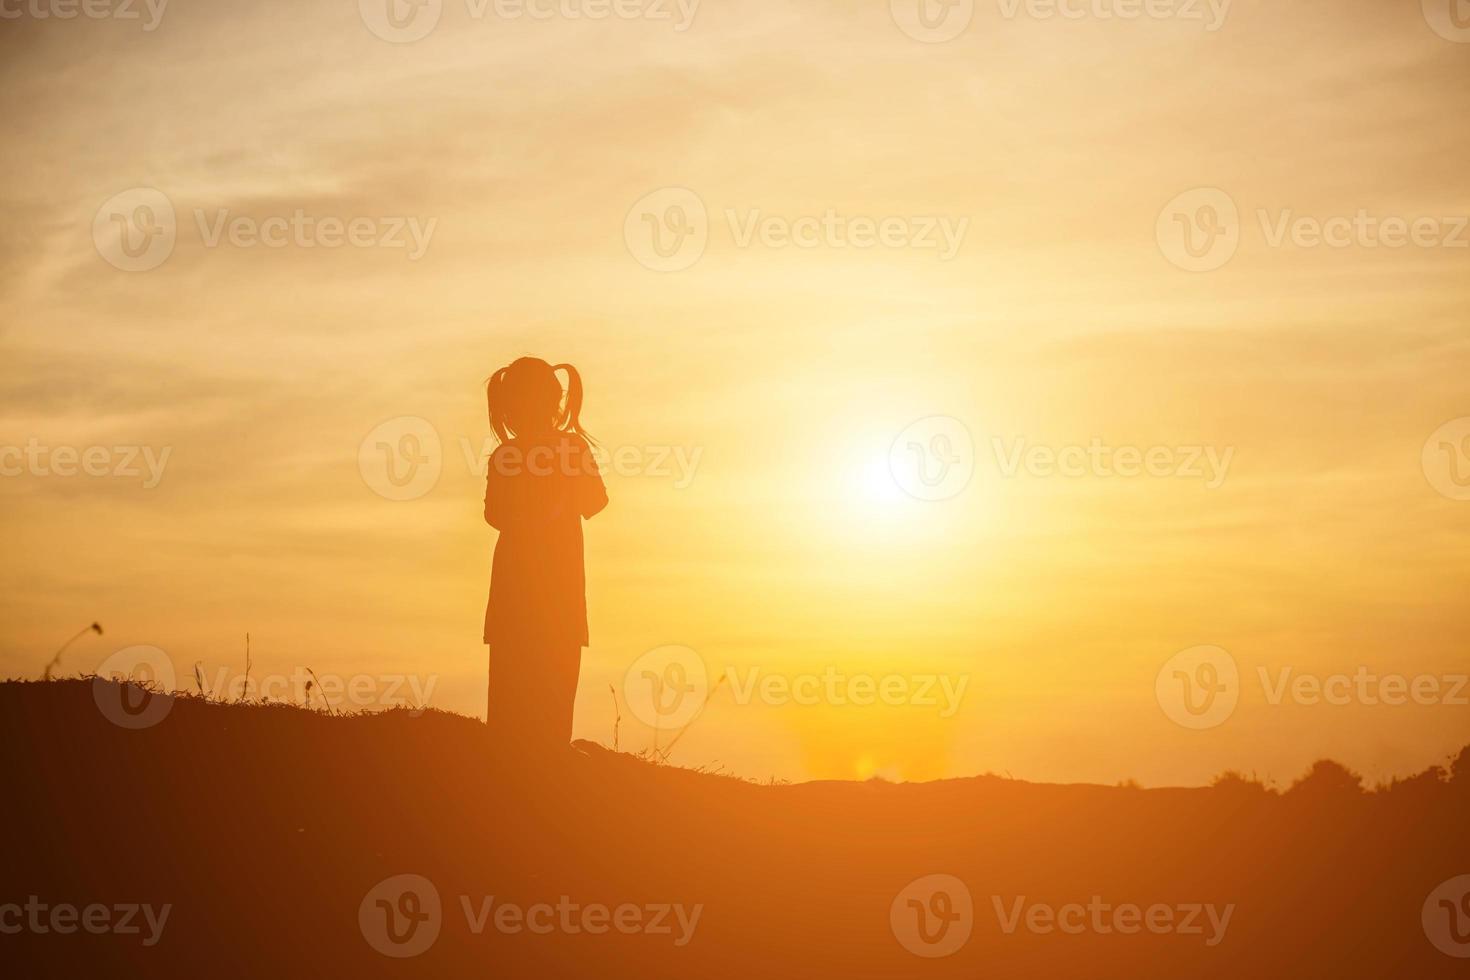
<box><xmin>483</xmin><ymin>470</ymin><xmax>504</xmax><ymax>529</ymax></box>
<box><xmin>483</xmin><ymin>446</ymin><xmax>517</xmax><ymax>529</ymax></box>
<box><xmin>578</xmin><ymin>442</ymin><xmax>609</xmax><ymax>520</ymax></box>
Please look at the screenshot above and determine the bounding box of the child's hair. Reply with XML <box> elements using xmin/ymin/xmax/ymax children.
<box><xmin>486</xmin><ymin>357</ymin><xmax>592</xmax><ymax>444</ymax></box>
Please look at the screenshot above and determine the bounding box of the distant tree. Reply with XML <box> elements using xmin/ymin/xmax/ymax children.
<box><xmin>1210</xmin><ymin>770</ymin><xmax>1271</xmax><ymax>796</ymax></box>
<box><xmin>1379</xmin><ymin>766</ymin><xmax>1448</xmax><ymax>806</ymax></box>
<box><xmin>1451</xmin><ymin>745</ymin><xmax>1470</xmax><ymax>786</ymax></box>
<box><xmin>1286</xmin><ymin>759</ymin><xmax>1364</xmax><ymax>800</ymax></box>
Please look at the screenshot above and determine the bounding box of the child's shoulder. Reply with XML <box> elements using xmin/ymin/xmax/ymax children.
<box><xmin>488</xmin><ymin>433</ymin><xmax>594</xmax><ymax>469</ymax></box>
<box><xmin>559</xmin><ymin>431</ymin><xmax>595</xmax><ymax>453</ymax></box>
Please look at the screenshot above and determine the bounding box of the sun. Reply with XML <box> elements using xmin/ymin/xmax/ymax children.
<box><xmin>855</xmin><ymin>453</ymin><xmax>909</xmax><ymax>509</ymax></box>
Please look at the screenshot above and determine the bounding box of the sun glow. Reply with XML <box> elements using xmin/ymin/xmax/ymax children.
<box><xmin>854</xmin><ymin>453</ymin><xmax>910</xmax><ymax>510</ymax></box>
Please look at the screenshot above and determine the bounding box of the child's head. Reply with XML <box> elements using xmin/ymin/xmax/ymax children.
<box><xmin>486</xmin><ymin>357</ymin><xmax>590</xmax><ymax>443</ymax></box>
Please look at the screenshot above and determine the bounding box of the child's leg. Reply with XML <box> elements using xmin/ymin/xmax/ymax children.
<box><xmin>485</xmin><ymin>644</ymin><xmax>521</xmax><ymax>744</ymax></box>
<box><xmin>543</xmin><ymin>643</ymin><xmax>582</xmax><ymax>747</ymax></box>
<box><xmin>487</xmin><ymin>643</ymin><xmax>581</xmax><ymax>751</ymax></box>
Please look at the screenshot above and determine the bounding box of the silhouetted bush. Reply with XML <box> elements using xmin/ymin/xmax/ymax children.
<box><xmin>1451</xmin><ymin>745</ymin><xmax>1470</xmax><ymax>785</ymax></box>
<box><xmin>1378</xmin><ymin>765</ymin><xmax>1448</xmax><ymax>806</ymax></box>
<box><xmin>1210</xmin><ymin>769</ymin><xmax>1272</xmax><ymax>797</ymax></box>
<box><xmin>1286</xmin><ymin>759</ymin><xmax>1364</xmax><ymax>800</ymax></box>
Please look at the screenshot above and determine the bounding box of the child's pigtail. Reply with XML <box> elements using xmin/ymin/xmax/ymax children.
<box><xmin>486</xmin><ymin>367</ymin><xmax>511</xmax><ymax>444</ymax></box>
<box><xmin>554</xmin><ymin>363</ymin><xmax>594</xmax><ymax>445</ymax></box>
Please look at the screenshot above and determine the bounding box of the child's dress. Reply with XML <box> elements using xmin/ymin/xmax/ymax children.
<box><xmin>483</xmin><ymin>432</ymin><xmax>607</xmax><ymax>747</ymax></box>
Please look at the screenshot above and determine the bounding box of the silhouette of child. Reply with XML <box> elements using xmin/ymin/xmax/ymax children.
<box><xmin>482</xmin><ymin>357</ymin><xmax>607</xmax><ymax>752</ymax></box>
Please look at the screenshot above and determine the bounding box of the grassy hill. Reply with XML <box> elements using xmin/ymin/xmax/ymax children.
<box><xmin>2</xmin><ymin>678</ymin><xmax>1467</xmax><ymax>978</ymax></box>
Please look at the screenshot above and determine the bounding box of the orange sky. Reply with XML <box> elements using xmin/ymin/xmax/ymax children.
<box><xmin>2</xmin><ymin>0</ymin><xmax>1468</xmax><ymax>786</ymax></box>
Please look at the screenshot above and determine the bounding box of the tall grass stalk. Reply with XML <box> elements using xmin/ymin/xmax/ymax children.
<box><xmin>41</xmin><ymin>622</ymin><xmax>103</xmax><ymax>681</ymax></box>
<box><xmin>240</xmin><ymin>633</ymin><xmax>252</xmax><ymax>702</ymax></box>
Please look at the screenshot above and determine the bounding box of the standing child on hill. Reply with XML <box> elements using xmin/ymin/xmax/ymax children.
<box><xmin>482</xmin><ymin>357</ymin><xmax>608</xmax><ymax>753</ymax></box>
